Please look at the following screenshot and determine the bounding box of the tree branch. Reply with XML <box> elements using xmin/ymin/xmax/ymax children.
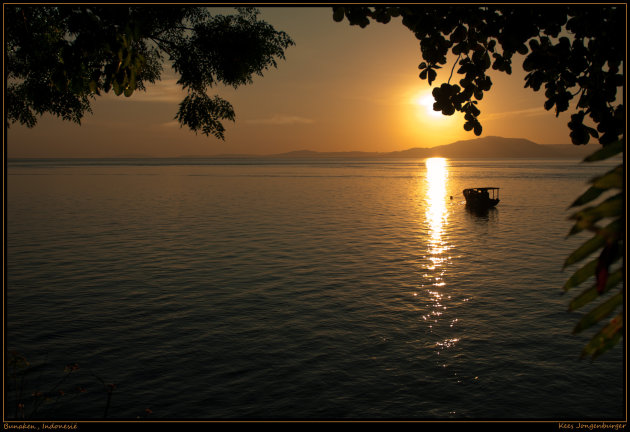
<box><xmin>448</xmin><ymin>53</ymin><xmax>461</xmax><ymax>85</ymax></box>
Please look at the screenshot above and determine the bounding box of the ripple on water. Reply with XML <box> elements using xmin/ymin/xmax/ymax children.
<box><xmin>6</xmin><ymin>159</ymin><xmax>624</xmax><ymax>419</ymax></box>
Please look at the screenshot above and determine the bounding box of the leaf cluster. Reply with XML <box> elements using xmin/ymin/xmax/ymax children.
<box><xmin>5</xmin><ymin>6</ymin><xmax>294</xmax><ymax>139</ymax></box>
<box><xmin>563</xmin><ymin>140</ymin><xmax>624</xmax><ymax>359</ymax></box>
<box><xmin>332</xmin><ymin>5</ymin><xmax>624</xmax><ymax>147</ymax></box>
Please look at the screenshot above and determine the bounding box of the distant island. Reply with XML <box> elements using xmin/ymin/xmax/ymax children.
<box><xmin>208</xmin><ymin>136</ymin><xmax>599</xmax><ymax>160</ymax></box>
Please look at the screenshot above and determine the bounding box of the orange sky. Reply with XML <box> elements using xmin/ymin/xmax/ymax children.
<box><xmin>6</xmin><ymin>7</ymin><xmax>580</xmax><ymax>158</ymax></box>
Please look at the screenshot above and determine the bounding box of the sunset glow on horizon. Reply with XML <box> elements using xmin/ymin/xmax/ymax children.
<box><xmin>6</xmin><ymin>7</ymin><xmax>581</xmax><ymax>158</ymax></box>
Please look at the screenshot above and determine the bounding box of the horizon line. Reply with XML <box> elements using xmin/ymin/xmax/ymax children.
<box><xmin>9</xmin><ymin>136</ymin><xmax>594</xmax><ymax>160</ymax></box>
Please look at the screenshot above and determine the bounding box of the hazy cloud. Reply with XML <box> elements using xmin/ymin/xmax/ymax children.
<box><xmin>245</xmin><ymin>115</ymin><xmax>315</xmax><ymax>125</ymax></box>
<box><xmin>484</xmin><ymin>106</ymin><xmax>548</xmax><ymax>121</ymax></box>
<box><xmin>161</xmin><ymin>120</ymin><xmax>181</xmax><ymax>128</ymax></box>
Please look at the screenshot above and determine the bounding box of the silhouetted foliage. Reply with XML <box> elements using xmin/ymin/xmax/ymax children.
<box><xmin>333</xmin><ymin>5</ymin><xmax>623</xmax><ymax>146</ymax></box>
<box><xmin>5</xmin><ymin>6</ymin><xmax>294</xmax><ymax>139</ymax></box>
<box><xmin>333</xmin><ymin>5</ymin><xmax>624</xmax><ymax>358</ymax></box>
<box><xmin>564</xmin><ymin>140</ymin><xmax>623</xmax><ymax>359</ymax></box>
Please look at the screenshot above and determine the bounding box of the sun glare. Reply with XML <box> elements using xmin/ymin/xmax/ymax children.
<box><xmin>415</xmin><ymin>93</ymin><xmax>442</xmax><ymax>118</ymax></box>
<box><xmin>400</xmin><ymin>88</ymin><xmax>465</xmax><ymax>145</ymax></box>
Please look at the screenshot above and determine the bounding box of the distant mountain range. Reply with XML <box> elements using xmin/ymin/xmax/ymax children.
<box><xmin>211</xmin><ymin>136</ymin><xmax>600</xmax><ymax>160</ymax></box>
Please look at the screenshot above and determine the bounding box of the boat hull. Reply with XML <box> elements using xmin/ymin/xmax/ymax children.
<box><xmin>465</xmin><ymin>198</ymin><xmax>500</xmax><ymax>209</ymax></box>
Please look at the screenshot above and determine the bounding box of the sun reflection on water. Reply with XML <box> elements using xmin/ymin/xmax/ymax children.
<box><xmin>425</xmin><ymin>157</ymin><xmax>448</xmax><ymax>244</ymax></box>
<box><xmin>421</xmin><ymin>158</ymin><xmax>461</xmax><ymax>358</ymax></box>
<box><xmin>424</xmin><ymin>157</ymin><xmax>450</xmax><ymax>288</ymax></box>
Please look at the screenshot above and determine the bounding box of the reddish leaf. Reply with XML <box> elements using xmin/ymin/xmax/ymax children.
<box><xmin>595</xmin><ymin>241</ymin><xmax>618</xmax><ymax>293</ymax></box>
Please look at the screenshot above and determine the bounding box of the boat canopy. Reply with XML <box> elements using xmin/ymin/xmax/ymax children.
<box><xmin>463</xmin><ymin>187</ymin><xmax>500</xmax><ymax>191</ymax></box>
<box><xmin>463</xmin><ymin>187</ymin><xmax>500</xmax><ymax>200</ymax></box>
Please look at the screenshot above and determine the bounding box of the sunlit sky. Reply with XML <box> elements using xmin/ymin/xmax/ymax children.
<box><xmin>6</xmin><ymin>6</ymin><xmax>580</xmax><ymax>158</ymax></box>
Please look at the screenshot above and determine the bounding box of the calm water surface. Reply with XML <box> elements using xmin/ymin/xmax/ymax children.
<box><xmin>6</xmin><ymin>158</ymin><xmax>624</xmax><ymax>420</ymax></box>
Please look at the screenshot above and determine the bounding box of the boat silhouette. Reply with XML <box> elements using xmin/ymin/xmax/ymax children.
<box><xmin>463</xmin><ymin>187</ymin><xmax>500</xmax><ymax>209</ymax></box>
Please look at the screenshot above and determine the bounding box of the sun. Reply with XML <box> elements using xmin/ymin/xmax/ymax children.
<box><xmin>414</xmin><ymin>93</ymin><xmax>443</xmax><ymax>118</ymax></box>
<box><xmin>401</xmin><ymin>88</ymin><xmax>463</xmax><ymax>144</ymax></box>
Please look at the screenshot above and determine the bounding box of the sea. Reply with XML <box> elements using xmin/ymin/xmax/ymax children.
<box><xmin>5</xmin><ymin>157</ymin><xmax>625</xmax><ymax>421</ymax></box>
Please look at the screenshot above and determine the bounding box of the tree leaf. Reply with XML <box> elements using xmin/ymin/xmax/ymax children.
<box><xmin>591</xmin><ymin>165</ymin><xmax>623</xmax><ymax>190</ymax></box>
<box><xmin>568</xmin><ymin>269</ymin><xmax>622</xmax><ymax>310</ymax></box>
<box><xmin>583</xmin><ymin>139</ymin><xmax>623</xmax><ymax>162</ymax></box>
<box><xmin>580</xmin><ymin>313</ymin><xmax>623</xmax><ymax>359</ymax></box>
<box><xmin>569</xmin><ymin>185</ymin><xmax>607</xmax><ymax>208</ymax></box>
<box><xmin>563</xmin><ymin>258</ymin><xmax>598</xmax><ymax>292</ymax></box>
<box><xmin>571</xmin><ymin>219</ymin><xmax>625</xmax><ymax>269</ymax></box>
<box><xmin>567</xmin><ymin>205</ymin><xmax>621</xmax><ymax>237</ymax></box>
<box><xmin>332</xmin><ymin>7</ymin><xmax>345</xmax><ymax>22</ymax></box>
<box><xmin>572</xmin><ymin>291</ymin><xmax>622</xmax><ymax>334</ymax></box>
<box><xmin>563</xmin><ymin>232</ymin><xmax>606</xmax><ymax>268</ymax></box>
<box><xmin>569</xmin><ymin>193</ymin><xmax>623</xmax><ymax>229</ymax></box>
<box><xmin>112</xmin><ymin>80</ymin><xmax>122</xmax><ymax>96</ymax></box>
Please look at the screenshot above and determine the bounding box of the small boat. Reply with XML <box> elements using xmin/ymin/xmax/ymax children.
<box><xmin>463</xmin><ymin>187</ymin><xmax>500</xmax><ymax>209</ymax></box>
